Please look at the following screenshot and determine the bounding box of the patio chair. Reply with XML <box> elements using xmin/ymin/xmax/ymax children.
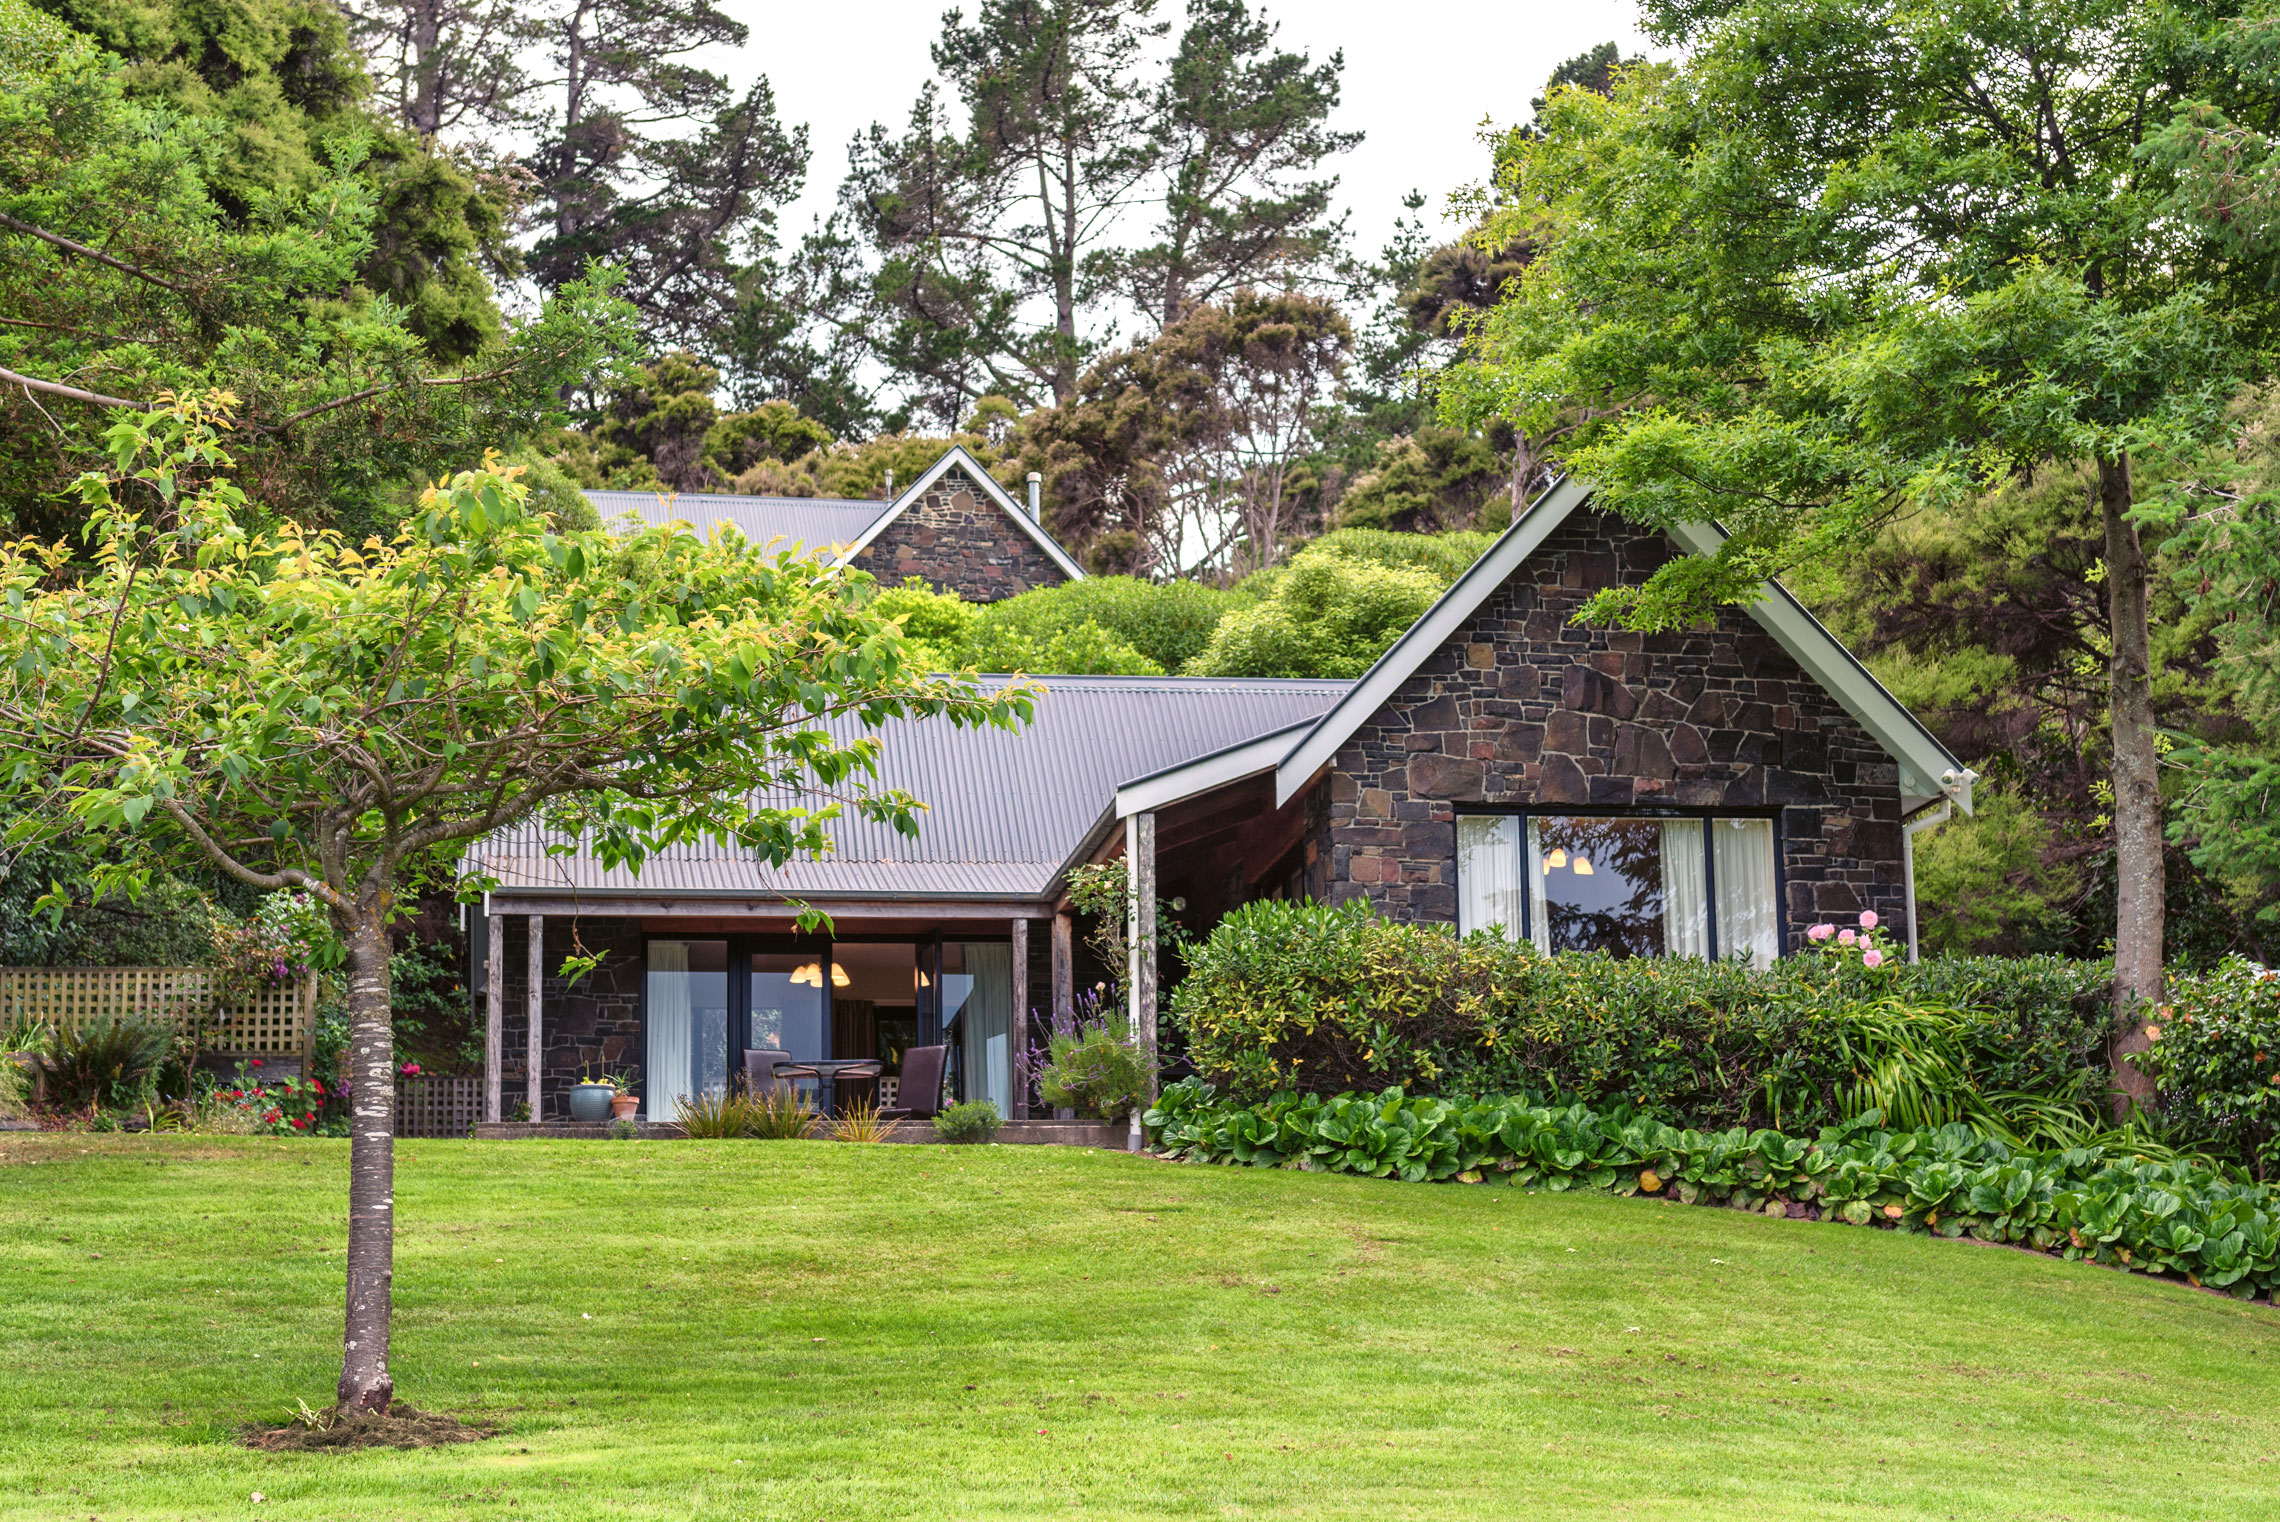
<box><xmin>742</xmin><ymin>1048</ymin><xmax>795</xmax><ymax>1096</ymax></box>
<box><xmin>880</xmin><ymin>1044</ymin><xmax>947</xmax><ymax>1121</ymax></box>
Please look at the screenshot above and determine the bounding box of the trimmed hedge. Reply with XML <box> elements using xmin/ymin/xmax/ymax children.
<box><xmin>1170</xmin><ymin>900</ymin><xmax>2111</xmax><ymax>1131</ymax></box>
<box><xmin>2143</xmin><ymin>957</ymin><xmax>2280</xmax><ymax>1178</ymax></box>
<box><xmin>1144</xmin><ymin>1082</ymin><xmax>2280</xmax><ymax>1301</ymax></box>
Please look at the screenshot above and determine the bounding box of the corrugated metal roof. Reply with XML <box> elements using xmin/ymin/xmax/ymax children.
<box><xmin>471</xmin><ymin>676</ymin><xmax>1351</xmax><ymax>899</ymax></box>
<box><xmin>584</xmin><ymin>490</ymin><xmax>888</xmax><ymax>553</ymax></box>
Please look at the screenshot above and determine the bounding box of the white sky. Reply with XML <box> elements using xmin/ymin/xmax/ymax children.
<box><xmin>713</xmin><ymin>0</ymin><xmax>1652</xmax><ymax>268</ymax></box>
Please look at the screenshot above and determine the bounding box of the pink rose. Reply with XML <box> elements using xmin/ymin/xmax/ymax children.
<box><xmin>1838</xmin><ymin>929</ymin><xmax>1857</xmax><ymax>946</ymax></box>
<box><xmin>1862</xmin><ymin>948</ymin><xmax>1884</xmax><ymax>969</ymax></box>
<box><xmin>1807</xmin><ymin>924</ymin><xmax>1835</xmax><ymax>942</ymax></box>
<box><xmin>1858</xmin><ymin>910</ymin><xmax>1878</xmax><ymax>930</ymax></box>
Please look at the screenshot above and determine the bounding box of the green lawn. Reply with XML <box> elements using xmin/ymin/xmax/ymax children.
<box><xmin>2</xmin><ymin>1134</ymin><xmax>2275</xmax><ymax>1520</ymax></box>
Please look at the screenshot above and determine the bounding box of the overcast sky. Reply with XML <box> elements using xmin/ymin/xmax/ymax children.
<box><xmin>714</xmin><ymin>0</ymin><xmax>1652</xmax><ymax>266</ymax></box>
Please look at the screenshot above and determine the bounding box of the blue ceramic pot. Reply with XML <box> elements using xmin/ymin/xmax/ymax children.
<box><xmin>567</xmin><ymin>1083</ymin><xmax>616</xmax><ymax>1122</ymax></box>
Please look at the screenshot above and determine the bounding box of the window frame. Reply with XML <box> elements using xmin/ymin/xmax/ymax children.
<box><xmin>1452</xmin><ymin>805</ymin><xmax>1787</xmax><ymax>960</ymax></box>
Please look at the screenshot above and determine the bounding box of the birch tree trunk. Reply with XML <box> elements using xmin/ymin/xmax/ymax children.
<box><xmin>2100</xmin><ymin>452</ymin><xmax>2163</xmax><ymax>1120</ymax></box>
<box><xmin>337</xmin><ymin>906</ymin><xmax>399</xmax><ymax>1411</ymax></box>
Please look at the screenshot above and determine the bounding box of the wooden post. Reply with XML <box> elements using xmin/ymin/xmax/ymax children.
<box><xmin>483</xmin><ymin>909</ymin><xmax>503</xmax><ymax>1124</ymax></box>
<box><xmin>1050</xmin><ymin>911</ymin><xmax>1075</xmax><ymax>1037</ymax></box>
<box><xmin>1126</xmin><ymin>812</ymin><xmax>1157</xmax><ymax>1102</ymax></box>
<box><xmin>1050</xmin><ymin>910</ymin><xmax>1074</xmax><ymax>1119</ymax></box>
<box><xmin>525</xmin><ymin>914</ymin><xmax>544</xmax><ymax>1123</ymax></box>
<box><xmin>1010</xmin><ymin>917</ymin><xmax>1030</xmax><ymax>1120</ymax></box>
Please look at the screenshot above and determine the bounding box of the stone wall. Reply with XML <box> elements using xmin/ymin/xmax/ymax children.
<box><xmin>1309</xmin><ymin>508</ymin><xmax>1909</xmax><ymax>950</ymax></box>
<box><xmin>849</xmin><ymin>462</ymin><xmax>1070</xmax><ymax>602</ymax></box>
<box><xmin>488</xmin><ymin>915</ymin><xmax>645</xmax><ymax>1122</ymax></box>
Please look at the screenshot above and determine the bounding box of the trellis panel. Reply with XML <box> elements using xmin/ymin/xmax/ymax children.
<box><xmin>0</xmin><ymin>967</ymin><xmax>316</xmax><ymax>1061</ymax></box>
<box><xmin>395</xmin><ymin>1076</ymin><xmax>481</xmax><ymax>1138</ymax></box>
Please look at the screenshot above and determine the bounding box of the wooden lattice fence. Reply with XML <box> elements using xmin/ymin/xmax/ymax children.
<box><xmin>395</xmin><ymin>1075</ymin><xmax>481</xmax><ymax>1137</ymax></box>
<box><xmin>0</xmin><ymin>967</ymin><xmax>317</xmax><ymax>1062</ymax></box>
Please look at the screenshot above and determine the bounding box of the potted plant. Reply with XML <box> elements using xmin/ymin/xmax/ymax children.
<box><xmin>607</xmin><ymin>1073</ymin><xmax>640</xmax><ymax>1122</ymax></box>
<box><xmin>568</xmin><ymin>1068</ymin><xmax>616</xmax><ymax>1123</ymax></box>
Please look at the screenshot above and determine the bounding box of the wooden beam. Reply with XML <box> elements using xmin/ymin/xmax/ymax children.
<box><xmin>1010</xmin><ymin>917</ymin><xmax>1030</xmax><ymax>1120</ymax></box>
<box><xmin>525</xmin><ymin>914</ymin><xmax>544</xmax><ymax>1123</ymax></box>
<box><xmin>1051</xmin><ymin>911</ymin><xmax>1074</xmax><ymax>1038</ymax></box>
<box><xmin>1126</xmin><ymin>812</ymin><xmax>1157</xmax><ymax>1105</ymax></box>
<box><xmin>483</xmin><ymin>911</ymin><xmax>503</xmax><ymax>1124</ymax></box>
<box><xmin>1051</xmin><ymin>909</ymin><xmax>1074</xmax><ymax>1120</ymax></box>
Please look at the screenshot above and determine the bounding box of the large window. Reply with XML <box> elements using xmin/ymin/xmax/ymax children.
<box><xmin>646</xmin><ymin>939</ymin><xmax>729</xmax><ymax>1121</ymax></box>
<box><xmin>1458</xmin><ymin>813</ymin><xmax>1780</xmax><ymax>967</ymax></box>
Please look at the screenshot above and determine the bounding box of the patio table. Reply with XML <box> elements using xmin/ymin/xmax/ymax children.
<box><xmin>804</xmin><ymin>1058</ymin><xmax>882</xmax><ymax>1117</ymax></box>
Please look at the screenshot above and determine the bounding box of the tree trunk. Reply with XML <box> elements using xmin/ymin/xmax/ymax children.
<box><xmin>409</xmin><ymin>0</ymin><xmax>443</xmax><ymax>140</ymax></box>
<box><xmin>2100</xmin><ymin>452</ymin><xmax>2163</xmax><ymax>1121</ymax></box>
<box><xmin>337</xmin><ymin>908</ymin><xmax>398</xmax><ymax>1412</ymax></box>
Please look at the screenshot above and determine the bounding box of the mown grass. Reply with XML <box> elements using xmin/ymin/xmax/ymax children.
<box><xmin>1</xmin><ymin>1132</ymin><xmax>2275</xmax><ymax>1520</ymax></box>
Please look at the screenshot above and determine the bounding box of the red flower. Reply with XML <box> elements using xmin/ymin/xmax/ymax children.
<box><xmin>251</xmin><ymin>1059</ymin><xmax>263</xmax><ymax>1068</ymax></box>
<box><xmin>292</xmin><ymin>1116</ymin><xmax>309</xmax><ymax>1130</ymax></box>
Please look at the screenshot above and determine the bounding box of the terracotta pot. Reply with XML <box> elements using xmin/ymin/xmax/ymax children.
<box><xmin>610</xmin><ymin>1092</ymin><xmax>640</xmax><ymax>1121</ymax></box>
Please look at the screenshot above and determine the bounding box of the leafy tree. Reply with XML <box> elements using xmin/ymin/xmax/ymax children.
<box><xmin>847</xmin><ymin>1</ymin><xmax>1166</xmax><ymax>419</ymax></box>
<box><xmin>523</xmin><ymin>0</ymin><xmax>806</xmax><ymax>357</ymax></box>
<box><xmin>725</xmin><ymin>219</ymin><xmax>880</xmax><ymax>435</ymax></box>
<box><xmin>1912</xmin><ymin>782</ymin><xmax>2081</xmax><ymax>956</ymax></box>
<box><xmin>345</xmin><ymin>0</ymin><xmax>534</xmax><ymax>141</ymax></box>
<box><xmin>36</xmin><ymin>0</ymin><xmax>517</xmax><ymax>361</ymax></box>
<box><xmin>0</xmin><ymin>395</ymin><xmax>1033</xmax><ymax>1414</ymax></box>
<box><xmin>1115</xmin><ymin>0</ymin><xmax>1358</xmax><ymax>326</ymax></box>
<box><xmin>1446</xmin><ymin>3</ymin><xmax>2280</xmax><ymax>1110</ymax></box>
<box><xmin>0</xmin><ymin>8</ymin><xmax>637</xmax><ymax>539</ymax></box>
<box><xmin>1023</xmin><ymin>289</ymin><xmax>1351</xmax><ymax>576</ymax></box>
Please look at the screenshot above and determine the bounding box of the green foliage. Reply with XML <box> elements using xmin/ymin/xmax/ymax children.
<box><xmin>747</xmin><ymin>1086</ymin><xmax>818</xmax><ymax>1140</ymax></box>
<box><xmin>933</xmin><ymin>1099</ymin><xmax>1003</xmax><ymax>1144</ymax></box>
<box><xmin>971</xmin><ymin>577</ymin><xmax>1236</xmax><ymax>673</ymax></box>
<box><xmin>675</xmin><ymin>1090</ymin><xmax>759</xmax><ymax>1139</ymax></box>
<box><xmin>1189</xmin><ymin>550</ymin><xmax>1443</xmax><ymax>678</ymax></box>
<box><xmin>2141</xmin><ymin>959</ymin><xmax>2280</xmax><ymax>1180</ymax></box>
<box><xmin>0</xmin><ymin>843</ymin><xmax>230</xmax><ymax>966</ymax></box>
<box><xmin>1036</xmin><ymin>1012</ymin><xmax>1150</xmax><ymax>1121</ymax></box>
<box><xmin>1145</xmin><ymin>1081</ymin><xmax>2280</xmax><ymax>1297</ymax></box>
<box><xmin>1333</xmin><ymin>428</ymin><xmax>1510</xmax><ymax>534</ymax></box>
<box><xmin>1912</xmin><ymin>786</ymin><xmax>2082</xmax><ymax>956</ymax></box>
<box><xmin>1171</xmin><ymin>899</ymin><xmax>2113</xmax><ymax>1135</ymax></box>
<box><xmin>41</xmin><ymin>1015</ymin><xmax>165</xmax><ymax>1110</ymax></box>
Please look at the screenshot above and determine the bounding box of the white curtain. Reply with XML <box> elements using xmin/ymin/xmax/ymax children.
<box><xmin>1714</xmin><ymin>818</ymin><xmax>1780</xmax><ymax>969</ymax></box>
<box><xmin>960</xmin><ymin>943</ymin><xmax>1014</xmax><ymax>1113</ymax></box>
<box><xmin>1660</xmin><ymin>820</ymin><xmax>1710</xmax><ymax>959</ymax></box>
<box><xmin>645</xmin><ymin>940</ymin><xmax>692</xmax><ymax>1122</ymax></box>
<box><xmin>1525</xmin><ymin>817</ymin><xmax>1551</xmax><ymax>954</ymax></box>
<box><xmin>1457</xmin><ymin>815</ymin><xmax>1524</xmax><ymax>942</ymax></box>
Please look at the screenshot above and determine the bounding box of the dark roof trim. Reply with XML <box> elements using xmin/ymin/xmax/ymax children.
<box><xmin>836</xmin><ymin>444</ymin><xmax>1087</xmax><ymax>582</ymax></box>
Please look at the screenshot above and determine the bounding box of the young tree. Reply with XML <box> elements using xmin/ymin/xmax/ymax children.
<box><xmin>1115</xmin><ymin>0</ymin><xmax>1359</xmax><ymax>327</ymax></box>
<box><xmin>0</xmin><ymin>396</ymin><xmax>1033</xmax><ymax>1412</ymax></box>
<box><xmin>1444</xmin><ymin>3</ymin><xmax>2280</xmax><ymax>1111</ymax></box>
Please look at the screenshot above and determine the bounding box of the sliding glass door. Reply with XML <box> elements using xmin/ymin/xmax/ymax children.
<box><xmin>645</xmin><ymin>939</ymin><xmax>729</xmax><ymax>1121</ymax></box>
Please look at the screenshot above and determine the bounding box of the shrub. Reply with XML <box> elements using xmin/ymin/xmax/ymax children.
<box><xmin>747</xmin><ymin>1086</ymin><xmax>816</xmax><ymax>1140</ymax></box>
<box><xmin>1036</xmin><ymin>1014</ymin><xmax>1151</xmax><ymax>1121</ymax></box>
<box><xmin>41</xmin><ymin>1016</ymin><xmax>166</xmax><ymax>1111</ymax></box>
<box><xmin>969</xmin><ymin>576</ymin><xmax>1235</xmax><ymax>672</ymax></box>
<box><xmin>674</xmin><ymin>1090</ymin><xmax>754</xmax><ymax>1137</ymax></box>
<box><xmin>1170</xmin><ymin>899</ymin><xmax>2112</xmax><ymax>1134</ymax></box>
<box><xmin>829</xmin><ymin>1098</ymin><xmax>898</xmax><ymax>1143</ymax></box>
<box><xmin>212</xmin><ymin>1062</ymin><xmax>333</xmax><ymax>1134</ymax></box>
<box><xmin>934</xmin><ymin>1099</ymin><xmax>1003</xmax><ymax>1144</ymax></box>
<box><xmin>2142</xmin><ymin>958</ymin><xmax>2280</xmax><ymax>1178</ymax></box>
<box><xmin>1187</xmin><ymin>552</ymin><xmax>1445</xmax><ymax>678</ymax></box>
<box><xmin>1144</xmin><ymin>1081</ymin><xmax>2280</xmax><ymax>1299</ymax></box>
